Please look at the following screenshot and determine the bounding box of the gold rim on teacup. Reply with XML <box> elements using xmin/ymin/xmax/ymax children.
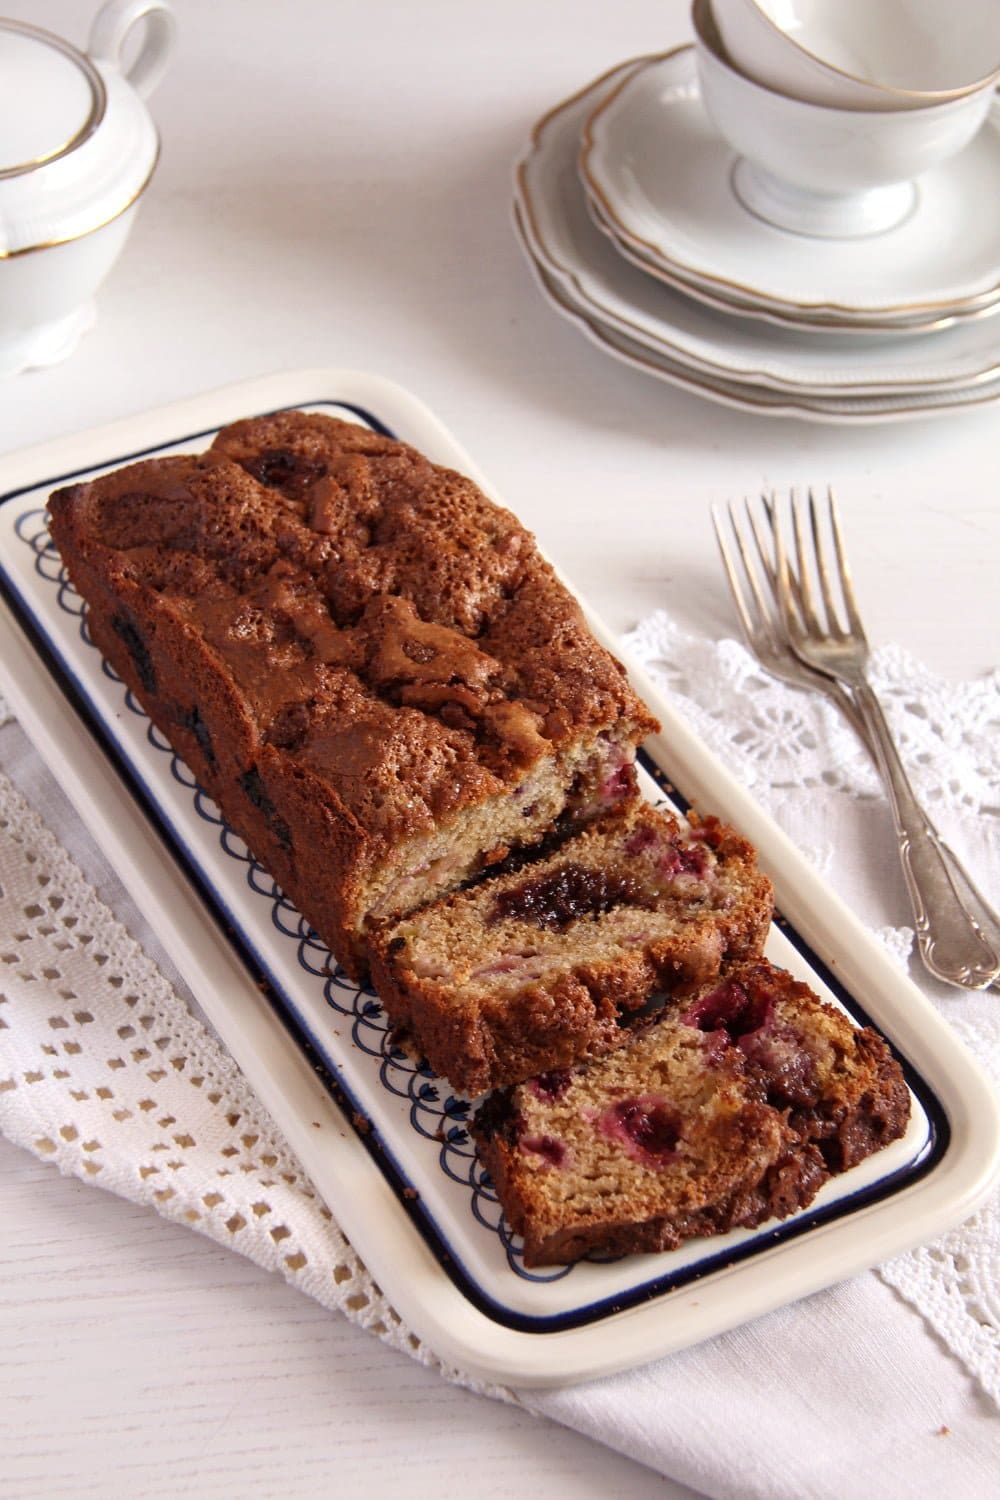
<box><xmin>577</xmin><ymin>47</ymin><xmax>1000</xmax><ymax>321</ymax></box>
<box><xmin>723</xmin><ymin>0</ymin><xmax>1000</xmax><ymax>108</ymax></box>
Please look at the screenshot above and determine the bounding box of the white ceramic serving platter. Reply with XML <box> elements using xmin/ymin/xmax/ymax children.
<box><xmin>0</xmin><ymin>370</ymin><xmax>997</xmax><ymax>1390</ymax></box>
<box><xmin>515</xmin><ymin>210</ymin><xmax>1000</xmax><ymax>422</ymax></box>
<box><xmin>516</xmin><ymin>54</ymin><xmax>1000</xmax><ymax>396</ymax></box>
<box><xmin>579</xmin><ymin>48</ymin><xmax>1000</xmax><ymax>322</ymax></box>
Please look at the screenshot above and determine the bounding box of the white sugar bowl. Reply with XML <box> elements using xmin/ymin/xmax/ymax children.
<box><xmin>0</xmin><ymin>0</ymin><xmax>176</xmax><ymax>377</ymax></box>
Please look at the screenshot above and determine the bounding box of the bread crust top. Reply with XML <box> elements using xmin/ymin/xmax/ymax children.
<box><xmin>48</xmin><ymin>412</ymin><xmax>657</xmax><ymax>853</ymax></box>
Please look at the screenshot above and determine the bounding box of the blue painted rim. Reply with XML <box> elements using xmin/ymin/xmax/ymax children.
<box><xmin>0</xmin><ymin>399</ymin><xmax>948</xmax><ymax>1334</ymax></box>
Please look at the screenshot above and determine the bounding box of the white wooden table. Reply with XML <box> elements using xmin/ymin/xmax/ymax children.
<box><xmin>1</xmin><ymin>2</ymin><xmax>996</xmax><ymax>1495</ymax></box>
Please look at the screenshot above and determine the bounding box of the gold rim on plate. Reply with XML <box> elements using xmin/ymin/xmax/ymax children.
<box><xmin>583</xmin><ymin>186</ymin><xmax>1000</xmax><ymax>337</ymax></box>
<box><xmin>515</xmin><ymin>62</ymin><xmax>1000</xmax><ymax>392</ymax></box>
<box><xmin>577</xmin><ymin>47</ymin><xmax>1000</xmax><ymax>322</ymax></box>
<box><xmin>512</xmin><ymin>202</ymin><xmax>1000</xmax><ymax>421</ymax></box>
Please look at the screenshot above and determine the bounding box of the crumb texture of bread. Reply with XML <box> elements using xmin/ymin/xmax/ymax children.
<box><xmin>369</xmin><ymin>802</ymin><xmax>773</xmax><ymax>1095</ymax></box>
<box><xmin>46</xmin><ymin>410</ymin><xmax>658</xmax><ymax>979</ymax></box>
<box><xmin>472</xmin><ymin>960</ymin><xmax>910</xmax><ymax>1266</ymax></box>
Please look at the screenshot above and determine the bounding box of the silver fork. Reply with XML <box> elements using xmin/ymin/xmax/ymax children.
<box><xmin>713</xmin><ymin>496</ymin><xmax>874</xmax><ymax>753</ymax></box>
<box><xmin>764</xmin><ymin>486</ymin><xmax>1000</xmax><ymax>992</ymax></box>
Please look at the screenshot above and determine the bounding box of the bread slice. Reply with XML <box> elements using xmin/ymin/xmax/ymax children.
<box><xmin>472</xmin><ymin>959</ymin><xmax>910</xmax><ymax>1266</ymax></box>
<box><xmin>47</xmin><ymin>410</ymin><xmax>657</xmax><ymax>979</ymax></box>
<box><xmin>369</xmin><ymin>802</ymin><xmax>773</xmax><ymax>1095</ymax></box>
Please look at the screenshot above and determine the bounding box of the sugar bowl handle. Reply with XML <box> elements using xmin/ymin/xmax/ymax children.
<box><xmin>88</xmin><ymin>0</ymin><xmax>177</xmax><ymax>99</ymax></box>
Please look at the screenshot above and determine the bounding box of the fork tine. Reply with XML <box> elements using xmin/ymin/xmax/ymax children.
<box><xmin>711</xmin><ymin>503</ymin><xmax>760</xmax><ymax>647</ymax></box>
<box><xmin>712</xmin><ymin>491</ymin><xmax>879</xmax><ymax>752</ymax></box>
<box><xmin>733</xmin><ymin>499</ymin><xmax>781</xmax><ymax>639</ymax></box>
<box><xmin>790</xmin><ymin>489</ymin><xmax>823</xmax><ymax>635</ymax></box>
<box><xmin>826</xmin><ymin>486</ymin><xmax>868</xmax><ymax>641</ymax></box>
<box><xmin>754</xmin><ymin>492</ymin><xmax>815</xmax><ymax>624</ymax></box>
<box><xmin>770</xmin><ymin>490</ymin><xmax>800</xmax><ymax>638</ymax></box>
<box><xmin>808</xmin><ymin>486</ymin><xmax>845</xmax><ymax>637</ymax></box>
<box><xmin>746</xmin><ymin>493</ymin><xmax>778</xmax><ymax>597</ymax></box>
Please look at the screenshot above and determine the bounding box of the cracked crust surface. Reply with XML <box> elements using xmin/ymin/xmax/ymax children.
<box><xmin>47</xmin><ymin>411</ymin><xmax>657</xmax><ymax>978</ymax></box>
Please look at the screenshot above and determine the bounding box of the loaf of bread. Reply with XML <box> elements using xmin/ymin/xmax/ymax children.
<box><xmin>47</xmin><ymin>410</ymin><xmax>658</xmax><ymax>979</ymax></box>
<box><xmin>47</xmin><ymin>407</ymin><xmax>911</xmax><ymax>1275</ymax></box>
<box><xmin>369</xmin><ymin>802</ymin><xmax>773</xmax><ymax>1095</ymax></box>
<box><xmin>473</xmin><ymin>960</ymin><xmax>910</xmax><ymax>1266</ymax></box>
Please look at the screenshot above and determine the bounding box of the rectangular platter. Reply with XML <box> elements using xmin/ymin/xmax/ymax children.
<box><xmin>1</xmin><ymin>368</ymin><xmax>997</xmax><ymax>1387</ymax></box>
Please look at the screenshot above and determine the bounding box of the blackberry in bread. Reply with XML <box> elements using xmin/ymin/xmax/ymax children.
<box><xmin>47</xmin><ymin>410</ymin><xmax>658</xmax><ymax>979</ymax></box>
<box><xmin>369</xmin><ymin>802</ymin><xmax>773</xmax><ymax>1095</ymax></box>
<box><xmin>473</xmin><ymin>960</ymin><xmax>910</xmax><ymax>1266</ymax></box>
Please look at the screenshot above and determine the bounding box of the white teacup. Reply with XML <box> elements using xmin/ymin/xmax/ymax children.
<box><xmin>693</xmin><ymin>0</ymin><xmax>995</xmax><ymax>237</ymax></box>
<box><xmin>710</xmin><ymin>0</ymin><xmax>1000</xmax><ymax>111</ymax></box>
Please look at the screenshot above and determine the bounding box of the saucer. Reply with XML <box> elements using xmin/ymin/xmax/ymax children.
<box><xmin>514</xmin><ymin>60</ymin><xmax>1000</xmax><ymax>396</ymax></box>
<box><xmin>586</xmin><ymin>191</ymin><xmax>1000</xmax><ymax>339</ymax></box>
<box><xmin>579</xmin><ymin>47</ymin><xmax>1000</xmax><ymax>322</ymax></box>
<box><xmin>515</xmin><ymin>208</ymin><xmax>1000</xmax><ymax>422</ymax></box>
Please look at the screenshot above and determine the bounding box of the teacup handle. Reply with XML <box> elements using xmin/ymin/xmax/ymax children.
<box><xmin>88</xmin><ymin>0</ymin><xmax>177</xmax><ymax>100</ymax></box>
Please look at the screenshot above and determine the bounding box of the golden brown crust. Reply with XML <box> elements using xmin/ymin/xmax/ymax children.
<box><xmin>47</xmin><ymin>412</ymin><xmax>658</xmax><ymax>979</ymax></box>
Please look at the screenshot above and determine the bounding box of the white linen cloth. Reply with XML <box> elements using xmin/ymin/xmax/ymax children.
<box><xmin>1</xmin><ymin>612</ymin><xmax>997</xmax><ymax>1498</ymax></box>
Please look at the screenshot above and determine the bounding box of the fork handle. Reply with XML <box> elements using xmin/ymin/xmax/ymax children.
<box><xmin>852</xmin><ymin>680</ymin><xmax>1000</xmax><ymax>990</ymax></box>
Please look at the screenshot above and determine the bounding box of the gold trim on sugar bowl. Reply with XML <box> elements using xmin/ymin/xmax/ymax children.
<box><xmin>0</xmin><ymin>20</ymin><xmax>108</xmax><ymax>180</ymax></box>
<box><xmin>0</xmin><ymin>145</ymin><xmax>160</xmax><ymax>260</ymax></box>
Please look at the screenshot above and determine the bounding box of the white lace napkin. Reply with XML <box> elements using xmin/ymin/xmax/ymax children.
<box><xmin>1</xmin><ymin>614</ymin><xmax>998</xmax><ymax>1498</ymax></box>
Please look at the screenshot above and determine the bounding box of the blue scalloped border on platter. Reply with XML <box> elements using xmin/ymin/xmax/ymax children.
<box><xmin>0</xmin><ymin>400</ymin><xmax>948</xmax><ymax>1334</ymax></box>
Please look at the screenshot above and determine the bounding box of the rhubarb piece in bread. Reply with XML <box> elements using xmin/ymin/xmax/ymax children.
<box><xmin>472</xmin><ymin>960</ymin><xmax>910</xmax><ymax>1266</ymax></box>
<box><xmin>678</xmin><ymin>962</ymin><xmax>910</xmax><ymax>1170</ymax></box>
<box><xmin>47</xmin><ymin>411</ymin><xmax>658</xmax><ymax>980</ymax></box>
<box><xmin>369</xmin><ymin>802</ymin><xmax>773</xmax><ymax>1095</ymax></box>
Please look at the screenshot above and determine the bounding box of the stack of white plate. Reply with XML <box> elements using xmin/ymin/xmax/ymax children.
<box><xmin>512</xmin><ymin>46</ymin><xmax>1000</xmax><ymax>421</ymax></box>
